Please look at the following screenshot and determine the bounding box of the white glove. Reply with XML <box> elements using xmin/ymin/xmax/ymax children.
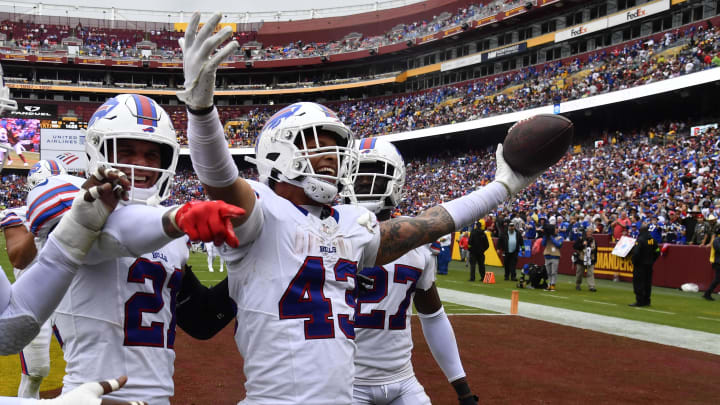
<box><xmin>494</xmin><ymin>144</ymin><xmax>541</xmax><ymax>195</ymax></box>
<box><xmin>46</xmin><ymin>376</ymin><xmax>146</xmax><ymax>405</ymax></box>
<box><xmin>177</xmin><ymin>12</ymin><xmax>239</xmax><ymax>110</ymax></box>
<box><xmin>51</xmin><ymin>167</ymin><xmax>129</xmax><ymax>263</ymax></box>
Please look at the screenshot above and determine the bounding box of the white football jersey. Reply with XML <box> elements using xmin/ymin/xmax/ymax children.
<box><xmin>354</xmin><ymin>245</ymin><xmax>436</xmax><ymax>386</ymax></box>
<box><xmin>27</xmin><ymin>174</ymin><xmax>189</xmax><ymax>405</ymax></box>
<box><xmin>26</xmin><ymin>174</ymin><xmax>85</xmax><ymax>240</ymax></box>
<box><xmin>0</xmin><ymin>206</ymin><xmax>27</xmax><ymax>230</ymax></box>
<box><xmin>54</xmin><ymin>237</ymin><xmax>188</xmax><ymax>405</ymax></box>
<box><xmin>222</xmin><ymin>180</ymin><xmax>381</xmax><ymax>405</ymax></box>
<box><xmin>1</xmin><ymin>206</ymin><xmax>36</xmax><ymax>280</ymax></box>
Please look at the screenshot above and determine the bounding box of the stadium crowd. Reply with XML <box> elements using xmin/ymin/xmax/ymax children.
<box><xmin>161</xmin><ymin>119</ymin><xmax>720</xmax><ymax>246</ymax></box>
<box><xmin>393</xmin><ymin>120</ymin><xmax>720</xmax><ymax>247</ymax></box>
<box><xmin>5</xmin><ymin>117</ymin><xmax>716</xmax><ymax>248</ymax></box>
<box><xmin>202</xmin><ymin>23</ymin><xmax>720</xmax><ymax>147</ymax></box>
<box><xmin>0</xmin><ymin>0</ymin><xmax>526</xmax><ymax>61</ymax></box>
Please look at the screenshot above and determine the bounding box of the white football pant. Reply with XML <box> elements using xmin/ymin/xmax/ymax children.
<box><xmin>17</xmin><ymin>319</ymin><xmax>52</xmax><ymax>398</ymax></box>
<box><xmin>353</xmin><ymin>376</ymin><xmax>431</xmax><ymax>405</ymax></box>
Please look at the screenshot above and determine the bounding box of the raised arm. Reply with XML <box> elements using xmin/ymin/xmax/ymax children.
<box><xmin>375</xmin><ymin>145</ymin><xmax>540</xmax><ymax>265</ymax></box>
<box><xmin>2</xmin><ymin>221</ymin><xmax>36</xmax><ymax>270</ymax></box>
<box><xmin>0</xmin><ymin>168</ymin><xmax>129</xmax><ymax>355</ymax></box>
<box><xmin>177</xmin><ymin>12</ymin><xmax>256</xmax><ymax>225</ymax></box>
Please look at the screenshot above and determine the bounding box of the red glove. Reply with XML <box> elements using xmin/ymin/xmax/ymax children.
<box><xmin>174</xmin><ymin>201</ymin><xmax>245</xmax><ymax>248</ymax></box>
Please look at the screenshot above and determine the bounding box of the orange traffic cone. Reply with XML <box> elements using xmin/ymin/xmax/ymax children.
<box><xmin>483</xmin><ymin>272</ymin><xmax>495</xmax><ymax>284</ymax></box>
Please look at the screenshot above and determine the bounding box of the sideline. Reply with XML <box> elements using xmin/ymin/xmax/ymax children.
<box><xmin>438</xmin><ymin>288</ymin><xmax>720</xmax><ymax>355</ymax></box>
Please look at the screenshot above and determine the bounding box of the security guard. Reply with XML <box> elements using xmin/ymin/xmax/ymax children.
<box><xmin>630</xmin><ymin>224</ymin><xmax>660</xmax><ymax>307</ymax></box>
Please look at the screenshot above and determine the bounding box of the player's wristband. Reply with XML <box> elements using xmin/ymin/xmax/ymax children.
<box><xmin>187</xmin><ymin>104</ymin><xmax>215</xmax><ymax>116</ymax></box>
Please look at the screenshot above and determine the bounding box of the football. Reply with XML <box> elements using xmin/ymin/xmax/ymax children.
<box><xmin>502</xmin><ymin>114</ymin><xmax>574</xmax><ymax>175</ymax></box>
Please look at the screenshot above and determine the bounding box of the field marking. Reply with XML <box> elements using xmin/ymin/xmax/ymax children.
<box><xmin>583</xmin><ymin>299</ymin><xmax>618</xmax><ymax>306</ymax></box>
<box><xmin>697</xmin><ymin>316</ymin><xmax>720</xmax><ymax>322</ymax></box>
<box><xmin>446</xmin><ymin>313</ymin><xmax>504</xmax><ymax>316</ymax></box>
<box><xmin>543</xmin><ymin>294</ymin><xmax>569</xmax><ymax>299</ymax></box>
<box><xmin>633</xmin><ymin>308</ymin><xmax>675</xmax><ymax>315</ymax></box>
<box><xmin>437</xmin><ymin>288</ymin><xmax>720</xmax><ymax>355</ymax></box>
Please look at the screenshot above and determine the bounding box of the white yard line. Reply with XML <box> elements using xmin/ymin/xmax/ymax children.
<box><xmin>583</xmin><ymin>299</ymin><xmax>618</xmax><ymax>306</ymax></box>
<box><xmin>697</xmin><ymin>316</ymin><xmax>720</xmax><ymax>322</ymax></box>
<box><xmin>438</xmin><ymin>288</ymin><xmax>720</xmax><ymax>355</ymax></box>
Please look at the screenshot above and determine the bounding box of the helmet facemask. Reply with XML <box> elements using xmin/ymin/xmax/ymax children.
<box><xmin>96</xmin><ymin>135</ymin><xmax>177</xmax><ymax>206</ymax></box>
<box><xmin>258</xmin><ymin>124</ymin><xmax>358</xmax><ymax>205</ymax></box>
<box><xmin>85</xmin><ymin>94</ymin><xmax>179</xmax><ymax>206</ymax></box>
<box><xmin>342</xmin><ymin>139</ymin><xmax>405</xmax><ymax>214</ymax></box>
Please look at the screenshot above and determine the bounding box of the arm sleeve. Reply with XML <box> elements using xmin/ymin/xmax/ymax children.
<box><xmin>82</xmin><ymin>204</ymin><xmax>175</xmax><ymax>265</ymax></box>
<box><xmin>418</xmin><ymin>306</ymin><xmax>467</xmax><ymax>383</ymax></box>
<box><xmin>0</xmin><ymin>236</ymin><xmax>77</xmax><ymax>355</ymax></box>
<box><xmin>0</xmin><ymin>271</ymin><xmax>10</xmax><ymax>313</ymax></box>
<box><xmin>187</xmin><ymin>108</ymin><xmax>239</xmax><ymax>188</ymax></box>
<box><xmin>440</xmin><ymin>182</ymin><xmax>508</xmax><ymax>229</ymax></box>
<box><xmin>176</xmin><ymin>267</ymin><xmax>237</xmax><ymax>340</ymax></box>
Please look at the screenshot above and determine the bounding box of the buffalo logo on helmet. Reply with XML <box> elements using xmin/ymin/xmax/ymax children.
<box><xmin>89</xmin><ymin>98</ymin><xmax>120</xmax><ymax>126</ymax></box>
<box><xmin>265</xmin><ymin>104</ymin><xmax>302</xmax><ymax>131</ymax></box>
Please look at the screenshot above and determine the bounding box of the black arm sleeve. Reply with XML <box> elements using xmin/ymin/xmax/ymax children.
<box><xmin>176</xmin><ymin>266</ymin><xmax>237</xmax><ymax>340</ymax></box>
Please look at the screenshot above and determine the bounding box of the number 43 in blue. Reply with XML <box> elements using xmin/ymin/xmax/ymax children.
<box><xmin>278</xmin><ymin>256</ymin><xmax>356</xmax><ymax>340</ymax></box>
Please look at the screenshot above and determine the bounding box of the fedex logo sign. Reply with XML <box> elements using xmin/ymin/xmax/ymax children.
<box><xmin>626</xmin><ymin>8</ymin><xmax>647</xmax><ymax>20</ymax></box>
<box><xmin>570</xmin><ymin>26</ymin><xmax>588</xmax><ymax>37</ymax></box>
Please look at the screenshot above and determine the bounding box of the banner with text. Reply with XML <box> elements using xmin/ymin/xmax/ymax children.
<box><xmin>7</xmin><ymin>103</ymin><xmax>57</xmax><ymax>119</ymax></box>
<box><xmin>40</xmin><ymin>122</ymin><xmax>88</xmax><ymax>171</ymax></box>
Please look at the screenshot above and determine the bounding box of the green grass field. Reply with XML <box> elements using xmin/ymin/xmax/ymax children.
<box><xmin>1</xmin><ymin>235</ymin><xmax>719</xmax><ymax>396</ymax></box>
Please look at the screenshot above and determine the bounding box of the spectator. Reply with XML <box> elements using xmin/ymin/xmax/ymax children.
<box><xmin>703</xmin><ymin>226</ymin><xmax>720</xmax><ymax>300</ymax></box>
<box><xmin>498</xmin><ymin>220</ymin><xmax>523</xmax><ymax>282</ymax></box>
<box><xmin>573</xmin><ymin>228</ymin><xmax>598</xmax><ymax>292</ymax></box>
<box><xmin>542</xmin><ymin>224</ymin><xmax>563</xmax><ymax>292</ymax></box>
<box><xmin>630</xmin><ymin>224</ymin><xmax>660</xmax><ymax>307</ymax></box>
<box><xmin>458</xmin><ymin>231</ymin><xmax>469</xmax><ymax>267</ymax></box>
<box><xmin>467</xmin><ymin>221</ymin><xmax>489</xmax><ymax>282</ymax></box>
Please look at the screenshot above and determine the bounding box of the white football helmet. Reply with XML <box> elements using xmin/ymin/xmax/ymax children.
<box><xmin>0</xmin><ymin>63</ymin><xmax>17</xmax><ymax>115</ymax></box>
<box><xmin>26</xmin><ymin>159</ymin><xmax>67</xmax><ymax>190</ymax></box>
<box><xmin>85</xmin><ymin>94</ymin><xmax>179</xmax><ymax>205</ymax></box>
<box><xmin>342</xmin><ymin>137</ymin><xmax>405</xmax><ymax>214</ymax></box>
<box><xmin>247</xmin><ymin>102</ymin><xmax>358</xmax><ymax>204</ymax></box>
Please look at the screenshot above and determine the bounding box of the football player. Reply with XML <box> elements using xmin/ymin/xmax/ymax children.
<box><xmin>179</xmin><ymin>13</ymin><xmax>540</xmax><ymax>404</ymax></box>
<box><xmin>1</xmin><ymin>160</ymin><xmax>67</xmax><ymax>398</ymax></box>
<box><xmin>206</xmin><ymin>241</ymin><xmax>224</xmax><ymax>272</ymax></box>
<box><xmin>41</xmin><ymin>94</ymin><xmax>242</xmax><ymax>405</ymax></box>
<box><xmin>345</xmin><ymin>138</ymin><xmax>478</xmax><ymax>405</ymax></box>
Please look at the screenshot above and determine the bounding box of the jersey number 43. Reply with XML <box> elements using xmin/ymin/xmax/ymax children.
<box><xmin>278</xmin><ymin>256</ymin><xmax>357</xmax><ymax>340</ymax></box>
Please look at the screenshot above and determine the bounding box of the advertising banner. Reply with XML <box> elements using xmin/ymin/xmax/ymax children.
<box><xmin>7</xmin><ymin>103</ymin><xmax>57</xmax><ymax>119</ymax></box>
<box><xmin>607</xmin><ymin>0</ymin><xmax>669</xmax><ymax>28</ymax></box>
<box><xmin>39</xmin><ymin>122</ymin><xmax>89</xmax><ymax>171</ymax></box>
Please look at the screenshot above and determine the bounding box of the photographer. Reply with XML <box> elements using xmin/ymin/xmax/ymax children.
<box><xmin>467</xmin><ymin>220</ymin><xmax>489</xmax><ymax>282</ymax></box>
<box><xmin>573</xmin><ymin>228</ymin><xmax>598</xmax><ymax>292</ymax></box>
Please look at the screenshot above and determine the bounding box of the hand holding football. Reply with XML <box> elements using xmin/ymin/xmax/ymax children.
<box><xmin>502</xmin><ymin>114</ymin><xmax>574</xmax><ymax>176</ymax></box>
